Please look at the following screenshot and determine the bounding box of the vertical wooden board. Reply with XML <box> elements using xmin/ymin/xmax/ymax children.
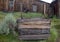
<box><xmin>0</xmin><ymin>0</ymin><xmax>4</xmax><ymax>10</ymax></box>
<box><xmin>5</xmin><ymin>0</ymin><xmax>9</xmax><ymax>11</ymax></box>
<box><xmin>44</xmin><ymin>3</ymin><xmax>46</xmax><ymax>14</ymax></box>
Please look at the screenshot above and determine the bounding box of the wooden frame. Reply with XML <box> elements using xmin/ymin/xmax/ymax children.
<box><xmin>17</xmin><ymin>18</ymin><xmax>51</xmax><ymax>40</ymax></box>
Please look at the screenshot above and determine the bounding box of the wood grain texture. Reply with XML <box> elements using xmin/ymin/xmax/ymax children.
<box><xmin>0</xmin><ymin>0</ymin><xmax>51</xmax><ymax>14</ymax></box>
<box><xmin>17</xmin><ymin>19</ymin><xmax>51</xmax><ymax>40</ymax></box>
<box><xmin>19</xmin><ymin>34</ymin><xmax>50</xmax><ymax>40</ymax></box>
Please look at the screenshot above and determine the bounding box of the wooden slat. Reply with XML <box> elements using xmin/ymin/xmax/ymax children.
<box><xmin>19</xmin><ymin>34</ymin><xmax>50</xmax><ymax>40</ymax></box>
<box><xmin>19</xmin><ymin>25</ymin><xmax>50</xmax><ymax>28</ymax></box>
<box><xmin>20</xmin><ymin>21</ymin><xmax>50</xmax><ymax>25</ymax></box>
<box><xmin>17</xmin><ymin>18</ymin><xmax>51</xmax><ymax>23</ymax></box>
<box><xmin>18</xmin><ymin>19</ymin><xmax>51</xmax><ymax>29</ymax></box>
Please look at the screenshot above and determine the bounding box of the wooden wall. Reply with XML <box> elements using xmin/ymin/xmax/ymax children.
<box><xmin>58</xmin><ymin>0</ymin><xmax>60</xmax><ymax>17</ymax></box>
<box><xmin>51</xmin><ymin>0</ymin><xmax>60</xmax><ymax>17</ymax></box>
<box><xmin>0</xmin><ymin>0</ymin><xmax>4</xmax><ymax>11</ymax></box>
<box><xmin>0</xmin><ymin>0</ymin><xmax>51</xmax><ymax>15</ymax></box>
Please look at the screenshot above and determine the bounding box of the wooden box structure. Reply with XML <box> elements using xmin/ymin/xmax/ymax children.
<box><xmin>17</xmin><ymin>18</ymin><xmax>51</xmax><ymax>40</ymax></box>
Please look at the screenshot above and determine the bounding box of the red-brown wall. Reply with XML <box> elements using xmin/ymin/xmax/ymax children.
<box><xmin>0</xmin><ymin>0</ymin><xmax>51</xmax><ymax>15</ymax></box>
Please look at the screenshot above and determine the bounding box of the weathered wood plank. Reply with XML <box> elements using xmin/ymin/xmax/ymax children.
<box><xmin>19</xmin><ymin>34</ymin><xmax>50</xmax><ymax>40</ymax></box>
<box><xmin>17</xmin><ymin>18</ymin><xmax>51</xmax><ymax>40</ymax></box>
<box><xmin>20</xmin><ymin>21</ymin><xmax>50</xmax><ymax>24</ymax></box>
<box><xmin>19</xmin><ymin>25</ymin><xmax>50</xmax><ymax>28</ymax></box>
<box><xmin>19</xmin><ymin>28</ymin><xmax>50</xmax><ymax>35</ymax></box>
<box><xmin>17</xmin><ymin>18</ymin><xmax>51</xmax><ymax>23</ymax></box>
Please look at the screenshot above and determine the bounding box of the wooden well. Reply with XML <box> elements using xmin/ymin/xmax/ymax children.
<box><xmin>17</xmin><ymin>18</ymin><xmax>51</xmax><ymax>40</ymax></box>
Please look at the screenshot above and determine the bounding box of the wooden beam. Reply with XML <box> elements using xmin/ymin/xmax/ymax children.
<box><xmin>19</xmin><ymin>34</ymin><xmax>50</xmax><ymax>40</ymax></box>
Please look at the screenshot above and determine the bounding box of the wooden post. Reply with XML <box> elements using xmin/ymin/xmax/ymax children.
<box><xmin>44</xmin><ymin>3</ymin><xmax>46</xmax><ymax>15</ymax></box>
<box><xmin>44</xmin><ymin>3</ymin><xmax>47</xmax><ymax>18</ymax></box>
<box><xmin>5</xmin><ymin>0</ymin><xmax>9</xmax><ymax>11</ymax></box>
<box><xmin>20</xmin><ymin>3</ymin><xmax>23</xmax><ymax>19</ymax></box>
<box><xmin>58</xmin><ymin>2</ymin><xmax>60</xmax><ymax>18</ymax></box>
<box><xmin>20</xmin><ymin>3</ymin><xmax>23</xmax><ymax>12</ymax></box>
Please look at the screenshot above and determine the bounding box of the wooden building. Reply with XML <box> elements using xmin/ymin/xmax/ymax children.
<box><xmin>0</xmin><ymin>0</ymin><xmax>4</xmax><ymax>11</ymax></box>
<box><xmin>51</xmin><ymin>0</ymin><xmax>60</xmax><ymax>17</ymax></box>
<box><xmin>0</xmin><ymin>0</ymin><xmax>51</xmax><ymax>15</ymax></box>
